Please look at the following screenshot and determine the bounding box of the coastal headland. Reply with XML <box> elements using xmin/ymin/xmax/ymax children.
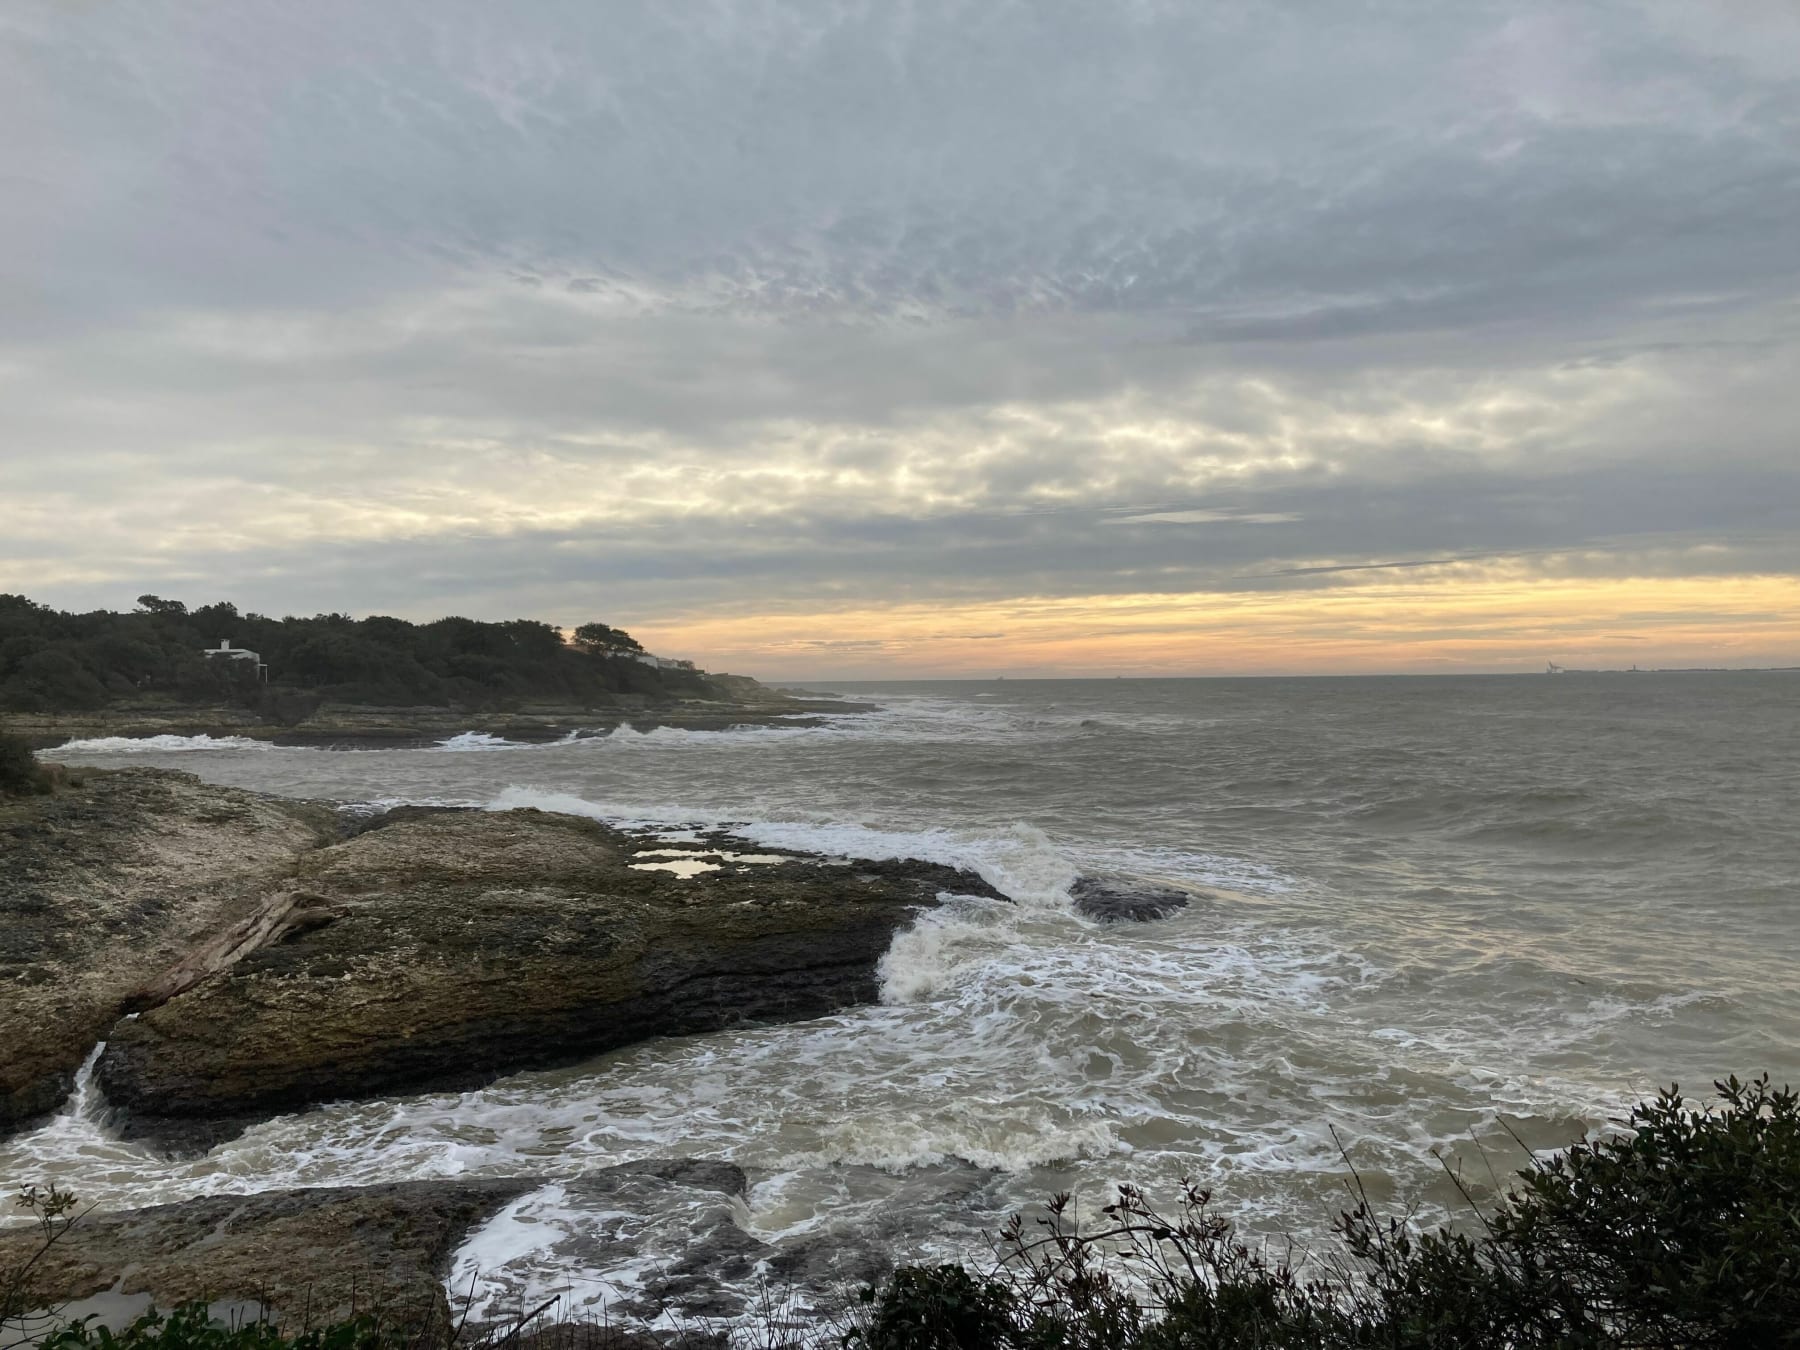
<box><xmin>0</xmin><ymin>592</ymin><xmax>872</xmax><ymax>750</ymax></box>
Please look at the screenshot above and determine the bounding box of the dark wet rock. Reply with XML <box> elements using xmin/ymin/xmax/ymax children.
<box><xmin>0</xmin><ymin>1160</ymin><xmax>1012</xmax><ymax>1343</ymax></box>
<box><xmin>0</xmin><ymin>769</ymin><xmax>335</xmax><ymax>1133</ymax></box>
<box><xmin>553</xmin><ymin>1165</ymin><xmax>763</xmax><ymax>1324</ymax></box>
<box><xmin>762</xmin><ymin>1163</ymin><xmax>1011</xmax><ymax>1305</ymax></box>
<box><xmin>466</xmin><ymin>1160</ymin><xmax>884</xmax><ymax>1333</ymax></box>
<box><xmin>0</xmin><ymin>1179</ymin><xmax>535</xmax><ymax>1329</ymax></box>
<box><xmin>1070</xmin><ymin>876</ymin><xmax>1194</xmax><ymax>922</ymax></box>
<box><xmin>97</xmin><ymin>808</ymin><xmax>1003</xmax><ymax>1136</ymax></box>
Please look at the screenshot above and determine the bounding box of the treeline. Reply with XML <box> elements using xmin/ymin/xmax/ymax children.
<box><xmin>0</xmin><ymin>594</ymin><xmax>716</xmax><ymax>711</ymax></box>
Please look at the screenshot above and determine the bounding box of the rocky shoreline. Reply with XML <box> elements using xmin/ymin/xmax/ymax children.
<box><xmin>0</xmin><ymin>1160</ymin><xmax>913</xmax><ymax>1337</ymax></box>
<box><xmin>1</xmin><ymin>767</ymin><xmax>999</xmax><ymax>1145</ymax></box>
<box><xmin>0</xmin><ymin>754</ymin><xmax>1195</xmax><ymax>1337</ymax></box>
<box><xmin>0</xmin><ymin>762</ymin><xmax>1007</xmax><ymax>1336</ymax></box>
<box><xmin>1</xmin><ymin>691</ymin><xmax>876</xmax><ymax>752</ymax></box>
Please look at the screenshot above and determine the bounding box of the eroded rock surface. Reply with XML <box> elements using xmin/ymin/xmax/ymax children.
<box><xmin>0</xmin><ymin>1179</ymin><xmax>535</xmax><ymax>1329</ymax></box>
<box><xmin>0</xmin><ymin>769</ymin><xmax>335</xmax><ymax>1132</ymax></box>
<box><xmin>96</xmin><ymin>808</ymin><xmax>1002</xmax><ymax>1134</ymax></box>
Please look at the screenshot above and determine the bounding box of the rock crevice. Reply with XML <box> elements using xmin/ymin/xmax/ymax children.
<box><xmin>0</xmin><ymin>769</ymin><xmax>336</xmax><ymax>1132</ymax></box>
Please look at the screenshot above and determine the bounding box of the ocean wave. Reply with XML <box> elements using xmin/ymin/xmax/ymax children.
<box><xmin>482</xmin><ymin>785</ymin><xmax>704</xmax><ymax>832</ymax></box>
<box><xmin>432</xmin><ymin>731</ymin><xmax>532</xmax><ymax>752</ymax></box>
<box><xmin>737</xmin><ymin>819</ymin><xmax>1083</xmax><ymax>908</ymax></box>
<box><xmin>50</xmin><ymin>733</ymin><xmax>272</xmax><ymax>754</ymax></box>
<box><xmin>482</xmin><ymin>787</ymin><xmax>1091</xmax><ymax>906</ymax></box>
<box><xmin>793</xmin><ymin>1112</ymin><xmax>1129</xmax><ymax>1173</ymax></box>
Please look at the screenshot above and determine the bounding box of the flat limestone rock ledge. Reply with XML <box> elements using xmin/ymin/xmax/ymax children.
<box><xmin>0</xmin><ymin>1178</ymin><xmax>537</xmax><ymax>1331</ymax></box>
<box><xmin>96</xmin><ymin>808</ymin><xmax>1003</xmax><ymax>1140</ymax></box>
<box><xmin>0</xmin><ymin>768</ymin><xmax>337</xmax><ymax>1133</ymax></box>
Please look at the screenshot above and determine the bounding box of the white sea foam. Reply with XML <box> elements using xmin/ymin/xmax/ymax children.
<box><xmin>0</xmin><ymin>1044</ymin><xmax>125</xmax><ymax>1186</ymax></box>
<box><xmin>51</xmin><ymin>733</ymin><xmax>272</xmax><ymax>754</ymax></box>
<box><xmin>481</xmin><ymin>789</ymin><xmax>1087</xmax><ymax>907</ymax></box>
<box><xmin>483</xmin><ymin>786</ymin><xmax>690</xmax><ymax>832</ymax></box>
<box><xmin>731</xmin><ymin>820</ymin><xmax>1082</xmax><ymax>908</ymax></box>
<box><xmin>444</xmin><ymin>1184</ymin><xmax>609</xmax><ymax>1326</ymax></box>
<box><xmin>444</xmin><ymin>1176</ymin><xmax>842</xmax><ymax>1334</ymax></box>
<box><xmin>434</xmin><ymin>731</ymin><xmax>526</xmax><ymax>752</ymax></box>
<box><xmin>796</xmin><ymin>1112</ymin><xmax>1129</xmax><ymax>1173</ymax></box>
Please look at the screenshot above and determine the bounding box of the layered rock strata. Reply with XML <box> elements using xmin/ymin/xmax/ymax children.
<box><xmin>0</xmin><ymin>766</ymin><xmax>999</xmax><ymax>1141</ymax></box>
<box><xmin>0</xmin><ymin>769</ymin><xmax>334</xmax><ymax>1131</ymax></box>
<box><xmin>95</xmin><ymin>807</ymin><xmax>996</xmax><ymax>1136</ymax></box>
<box><xmin>0</xmin><ymin>1179</ymin><xmax>537</xmax><ymax>1330</ymax></box>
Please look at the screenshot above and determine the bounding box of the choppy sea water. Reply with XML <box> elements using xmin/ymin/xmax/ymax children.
<box><xmin>7</xmin><ymin>674</ymin><xmax>1798</xmax><ymax>1321</ymax></box>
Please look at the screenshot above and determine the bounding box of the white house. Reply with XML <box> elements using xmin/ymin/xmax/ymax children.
<box><xmin>599</xmin><ymin>645</ymin><xmax>697</xmax><ymax>672</ymax></box>
<box><xmin>630</xmin><ymin>653</ymin><xmax>698</xmax><ymax>671</ymax></box>
<box><xmin>203</xmin><ymin>638</ymin><xmax>268</xmax><ymax>681</ymax></box>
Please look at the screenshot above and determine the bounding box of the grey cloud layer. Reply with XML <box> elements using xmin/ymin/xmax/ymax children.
<box><xmin>3</xmin><ymin>0</ymin><xmax>1798</xmax><ymax>634</ymax></box>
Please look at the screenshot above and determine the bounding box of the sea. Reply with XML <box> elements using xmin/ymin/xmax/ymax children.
<box><xmin>6</xmin><ymin>674</ymin><xmax>1797</xmax><ymax>1324</ymax></box>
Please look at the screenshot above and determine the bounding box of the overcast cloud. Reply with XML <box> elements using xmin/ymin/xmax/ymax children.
<box><xmin>4</xmin><ymin>0</ymin><xmax>1797</xmax><ymax>673</ymax></box>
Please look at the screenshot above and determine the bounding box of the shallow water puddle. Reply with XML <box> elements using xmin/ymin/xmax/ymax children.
<box><xmin>630</xmin><ymin>857</ymin><xmax>721</xmax><ymax>877</ymax></box>
<box><xmin>628</xmin><ymin>847</ymin><xmax>791</xmax><ymax>877</ymax></box>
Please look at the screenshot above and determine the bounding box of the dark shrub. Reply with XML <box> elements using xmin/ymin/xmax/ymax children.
<box><xmin>0</xmin><ymin>731</ymin><xmax>44</xmax><ymax>795</ymax></box>
<box><xmin>1483</xmin><ymin>1073</ymin><xmax>1800</xmax><ymax>1345</ymax></box>
<box><xmin>858</xmin><ymin>1075</ymin><xmax>1800</xmax><ymax>1349</ymax></box>
<box><xmin>41</xmin><ymin>1302</ymin><xmax>394</xmax><ymax>1350</ymax></box>
<box><xmin>847</xmin><ymin>1266</ymin><xmax>1022</xmax><ymax>1350</ymax></box>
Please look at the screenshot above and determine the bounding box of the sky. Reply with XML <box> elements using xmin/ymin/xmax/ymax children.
<box><xmin>4</xmin><ymin>1</ymin><xmax>1798</xmax><ymax>678</ymax></box>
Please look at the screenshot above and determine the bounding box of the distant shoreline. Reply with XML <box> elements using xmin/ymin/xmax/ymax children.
<box><xmin>2</xmin><ymin>694</ymin><xmax>876</xmax><ymax>752</ymax></box>
<box><xmin>1544</xmin><ymin>665</ymin><xmax>1800</xmax><ymax>675</ymax></box>
<box><xmin>809</xmin><ymin>667</ymin><xmax>1800</xmax><ymax>683</ymax></box>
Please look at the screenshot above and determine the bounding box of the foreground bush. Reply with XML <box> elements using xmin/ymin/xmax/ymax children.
<box><xmin>0</xmin><ymin>731</ymin><xmax>46</xmax><ymax>796</ymax></box>
<box><xmin>852</xmin><ymin>1075</ymin><xmax>1800</xmax><ymax>1349</ymax></box>
<box><xmin>39</xmin><ymin>1304</ymin><xmax>395</xmax><ymax>1350</ymax></box>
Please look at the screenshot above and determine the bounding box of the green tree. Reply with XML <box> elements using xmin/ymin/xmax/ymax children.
<box><xmin>570</xmin><ymin>621</ymin><xmax>642</xmax><ymax>654</ymax></box>
<box><xmin>134</xmin><ymin>595</ymin><xmax>188</xmax><ymax>617</ymax></box>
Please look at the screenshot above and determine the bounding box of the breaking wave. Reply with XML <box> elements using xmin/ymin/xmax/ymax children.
<box><xmin>50</xmin><ymin>733</ymin><xmax>272</xmax><ymax>754</ymax></box>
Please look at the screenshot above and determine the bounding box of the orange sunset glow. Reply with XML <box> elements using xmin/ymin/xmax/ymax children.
<box><xmin>634</xmin><ymin>572</ymin><xmax>1800</xmax><ymax>680</ymax></box>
